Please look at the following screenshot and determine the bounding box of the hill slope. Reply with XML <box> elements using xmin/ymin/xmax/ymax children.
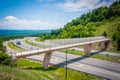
<box><xmin>0</xmin><ymin>59</ymin><xmax>103</xmax><ymax>80</ymax></box>
<box><xmin>40</xmin><ymin>1</ymin><xmax>120</xmax><ymax>51</ymax></box>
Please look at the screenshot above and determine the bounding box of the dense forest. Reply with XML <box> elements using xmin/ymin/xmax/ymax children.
<box><xmin>39</xmin><ymin>1</ymin><xmax>120</xmax><ymax>51</ymax></box>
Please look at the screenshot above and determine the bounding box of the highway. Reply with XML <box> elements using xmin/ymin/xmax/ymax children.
<box><xmin>27</xmin><ymin>51</ymin><xmax>120</xmax><ymax>80</ymax></box>
<box><xmin>14</xmin><ymin>38</ymin><xmax>40</xmax><ymax>50</ymax></box>
<box><xmin>3</xmin><ymin>37</ymin><xmax>120</xmax><ymax>80</ymax></box>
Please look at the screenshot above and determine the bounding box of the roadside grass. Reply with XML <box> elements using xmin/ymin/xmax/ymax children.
<box><xmin>106</xmin><ymin>50</ymin><xmax>120</xmax><ymax>54</ymax></box>
<box><xmin>17</xmin><ymin>59</ymin><xmax>103</xmax><ymax>80</ymax></box>
<box><xmin>0</xmin><ymin>65</ymin><xmax>35</xmax><ymax>80</ymax></box>
<box><xmin>61</xmin><ymin>49</ymin><xmax>84</xmax><ymax>56</ymax></box>
<box><xmin>91</xmin><ymin>54</ymin><xmax>120</xmax><ymax>63</ymax></box>
<box><xmin>62</xmin><ymin>50</ymin><xmax>120</xmax><ymax>63</ymax></box>
<box><xmin>94</xmin><ymin>17</ymin><xmax>120</xmax><ymax>52</ymax></box>
<box><xmin>0</xmin><ymin>59</ymin><xmax>103</xmax><ymax>80</ymax></box>
<box><xmin>24</xmin><ymin>40</ymin><xmax>44</xmax><ymax>47</ymax></box>
<box><xmin>7</xmin><ymin>42</ymin><xmax>24</xmax><ymax>51</ymax></box>
<box><xmin>17</xmin><ymin>59</ymin><xmax>41</xmax><ymax>68</ymax></box>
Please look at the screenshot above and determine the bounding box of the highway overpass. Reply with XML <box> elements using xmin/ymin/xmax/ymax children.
<box><xmin>9</xmin><ymin>36</ymin><xmax>110</xmax><ymax>69</ymax></box>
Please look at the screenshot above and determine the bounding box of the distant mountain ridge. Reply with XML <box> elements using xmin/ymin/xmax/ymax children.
<box><xmin>0</xmin><ymin>30</ymin><xmax>51</xmax><ymax>37</ymax></box>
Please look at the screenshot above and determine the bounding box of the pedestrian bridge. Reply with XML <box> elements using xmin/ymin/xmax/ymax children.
<box><xmin>11</xmin><ymin>36</ymin><xmax>110</xmax><ymax>69</ymax></box>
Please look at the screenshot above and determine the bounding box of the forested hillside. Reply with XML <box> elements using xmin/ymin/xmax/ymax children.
<box><xmin>40</xmin><ymin>1</ymin><xmax>120</xmax><ymax>51</ymax></box>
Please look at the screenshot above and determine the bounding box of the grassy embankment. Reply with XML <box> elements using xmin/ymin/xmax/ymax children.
<box><xmin>78</xmin><ymin>17</ymin><xmax>120</xmax><ymax>54</ymax></box>
<box><xmin>7</xmin><ymin>42</ymin><xmax>24</xmax><ymax>51</ymax></box>
<box><xmin>107</xmin><ymin>50</ymin><xmax>120</xmax><ymax>54</ymax></box>
<box><xmin>94</xmin><ymin>17</ymin><xmax>120</xmax><ymax>53</ymax></box>
<box><xmin>24</xmin><ymin>39</ymin><xmax>44</xmax><ymax>47</ymax></box>
<box><xmin>0</xmin><ymin>59</ymin><xmax>103</xmax><ymax>80</ymax></box>
<box><xmin>62</xmin><ymin>50</ymin><xmax>120</xmax><ymax>63</ymax></box>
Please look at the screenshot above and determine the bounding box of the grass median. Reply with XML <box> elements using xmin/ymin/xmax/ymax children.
<box><xmin>106</xmin><ymin>50</ymin><xmax>120</xmax><ymax>54</ymax></box>
<box><xmin>7</xmin><ymin>42</ymin><xmax>24</xmax><ymax>51</ymax></box>
<box><xmin>24</xmin><ymin>40</ymin><xmax>44</xmax><ymax>47</ymax></box>
<box><xmin>62</xmin><ymin>49</ymin><xmax>120</xmax><ymax>63</ymax></box>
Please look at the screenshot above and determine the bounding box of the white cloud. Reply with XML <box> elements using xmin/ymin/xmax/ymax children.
<box><xmin>58</xmin><ymin>0</ymin><xmax>117</xmax><ymax>12</ymax></box>
<box><xmin>5</xmin><ymin>16</ymin><xmax>18</xmax><ymax>21</ymax></box>
<box><xmin>0</xmin><ymin>16</ymin><xmax>63</xmax><ymax>30</ymax></box>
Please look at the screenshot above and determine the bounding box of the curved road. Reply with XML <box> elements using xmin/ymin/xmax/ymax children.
<box><xmin>13</xmin><ymin>38</ymin><xmax>40</xmax><ymax>51</ymax></box>
<box><xmin>3</xmin><ymin>41</ymin><xmax>18</xmax><ymax>53</ymax></box>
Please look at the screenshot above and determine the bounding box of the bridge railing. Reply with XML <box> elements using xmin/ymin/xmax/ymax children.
<box><xmin>44</xmin><ymin>36</ymin><xmax>106</xmax><ymax>47</ymax></box>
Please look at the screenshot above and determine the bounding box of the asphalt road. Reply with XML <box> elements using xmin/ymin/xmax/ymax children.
<box><xmin>27</xmin><ymin>51</ymin><xmax>120</xmax><ymax>80</ymax></box>
<box><xmin>13</xmin><ymin>38</ymin><xmax>40</xmax><ymax>51</ymax></box>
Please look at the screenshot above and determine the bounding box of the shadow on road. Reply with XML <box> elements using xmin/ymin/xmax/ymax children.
<box><xmin>56</xmin><ymin>50</ymin><xmax>105</xmax><ymax>67</ymax></box>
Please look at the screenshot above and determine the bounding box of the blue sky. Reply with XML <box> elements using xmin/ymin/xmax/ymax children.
<box><xmin>0</xmin><ymin>0</ymin><xmax>117</xmax><ymax>30</ymax></box>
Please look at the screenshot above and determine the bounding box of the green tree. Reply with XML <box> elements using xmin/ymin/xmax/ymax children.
<box><xmin>103</xmin><ymin>31</ymin><xmax>107</xmax><ymax>37</ymax></box>
<box><xmin>0</xmin><ymin>52</ymin><xmax>12</xmax><ymax>65</ymax></box>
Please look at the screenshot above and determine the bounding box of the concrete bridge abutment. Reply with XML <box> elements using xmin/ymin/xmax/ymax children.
<box><xmin>84</xmin><ymin>44</ymin><xmax>92</xmax><ymax>56</ymax></box>
<box><xmin>100</xmin><ymin>41</ymin><xmax>109</xmax><ymax>51</ymax></box>
<box><xmin>12</xmin><ymin>57</ymin><xmax>17</xmax><ymax>64</ymax></box>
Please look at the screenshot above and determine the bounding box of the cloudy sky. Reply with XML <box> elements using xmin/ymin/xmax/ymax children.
<box><xmin>0</xmin><ymin>0</ymin><xmax>117</xmax><ymax>30</ymax></box>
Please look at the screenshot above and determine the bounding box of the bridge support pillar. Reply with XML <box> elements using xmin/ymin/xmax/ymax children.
<box><xmin>100</xmin><ymin>41</ymin><xmax>109</xmax><ymax>51</ymax></box>
<box><xmin>42</xmin><ymin>52</ymin><xmax>52</xmax><ymax>69</ymax></box>
<box><xmin>12</xmin><ymin>57</ymin><xmax>17</xmax><ymax>65</ymax></box>
<box><xmin>84</xmin><ymin>44</ymin><xmax>91</xmax><ymax>56</ymax></box>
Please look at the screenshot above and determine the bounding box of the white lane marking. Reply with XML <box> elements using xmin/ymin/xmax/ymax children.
<box><xmin>47</xmin><ymin>55</ymin><xmax>120</xmax><ymax>77</ymax></box>
<box><xmin>68</xmin><ymin>62</ymin><xmax>120</xmax><ymax>78</ymax></box>
<box><xmin>79</xmin><ymin>64</ymin><xmax>83</xmax><ymax>67</ymax></box>
<box><xmin>54</xmin><ymin>59</ymin><xmax>58</xmax><ymax>61</ymax></box>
